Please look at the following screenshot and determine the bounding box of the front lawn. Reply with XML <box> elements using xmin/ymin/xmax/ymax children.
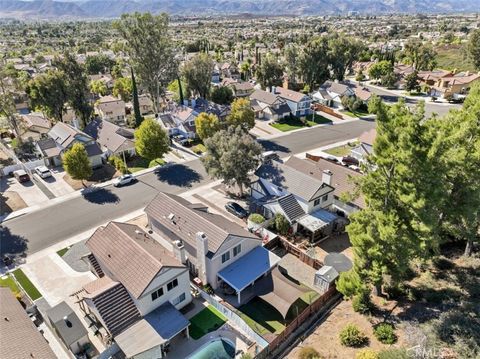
<box><xmin>12</xmin><ymin>269</ymin><xmax>42</xmax><ymax>301</ymax></box>
<box><xmin>189</xmin><ymin>305</ymin><xmax>227</xmax><ymax>339</ymax></box>
<box><xmin>127</xmin><ymin>156</ymin><xmax>165</xmax><ymax>173</ymax></box>
<box><xmin>324</xmin><ymin>141</ymin><xmax>359</xmax><ymax>157</ymax></box>
<box><xmin>56</xmin><ymin>247</ymin><xmax>70</xmax><ymax>257</ymax></box>
<box><xmin>238</xmin><ymin>297</ymin><xmax>286</xmax><ymax>335</ymax></box>
<box><xmin>0</xmin><ymin>274</ymin><xmax>21</xmax><ymax>296</ymax></box>
<box><xmin>341</xmin><ymin>109</ymin><xmax>370</xmax><ymax>118</ymax></box>
<box><xmin>270</xmin><ymin>114</ymin><xmax>332</xmax><ymax>132</ymax></box>
<box><xmin>305</xmin><ymin>113</ymin><xmax>333</xmax><ymax>126</ymax></box>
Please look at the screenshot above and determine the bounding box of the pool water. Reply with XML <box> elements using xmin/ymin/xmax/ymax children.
<box><xmin>188</xmin><ymin>338</ymin><xmax>236</xmax><ymax>359</ymax></box>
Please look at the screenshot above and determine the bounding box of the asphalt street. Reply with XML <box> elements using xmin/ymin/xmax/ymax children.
<box><xmin>361</xmin><ymin>83</ymin><xmax>462</xmax><ymax>117</ymax></box>
<box><xmin>0</xmin><ymin>119</ymin><xmax>375</xmax><ymax>256</ymax></box>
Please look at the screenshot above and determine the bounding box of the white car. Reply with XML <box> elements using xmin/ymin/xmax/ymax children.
<box><xmin>113</xmin><ymin>174</ymin><xmax>136</xmax><ymax>187</ymax></box>
<box><xmin>34</xmin><ymin>166</ymin><xmax>52</xmax><ymax>179</ymax></box>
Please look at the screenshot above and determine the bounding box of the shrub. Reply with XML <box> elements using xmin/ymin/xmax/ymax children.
<box><xmin>109</xmin><ymin>155</ymin><xmax>128</xmax><ymax>174</ymax></box>
<box><xmin>339</xmin><ymin>324</ymin><xmax>369</xmax><ymax>347</ymax></box>
<box><xmin>373</xmin><ymin>323</ymin><xmax>397</xmax><ymax>344</ymax></box>
<box><xmin>274</xmin><ymin>213</ymin><xmax>290</xmax><ymax>236</ymax></box>
<box><xmin>352</xmin><ymin>290</ymin><xmax>372</xmax><ymax>314</ymax></box>
<box><xmin>298</xmin><ymin>346</ymin><xmax>321</xmax><ymax>359</ymax></box>
<box><xmin>356</xmin><ymin>349</ymin><xmax>379</xmax><ymax>359</ymax></box>
<box><xmin>336</xmin><ymin>270</ymin><xmax>363</xmax><ymax>298</ymax></box>
<box><xmin>248</xmin><ymin>213</ymin><xmax>265</xmax><ymax>224</ymax></box>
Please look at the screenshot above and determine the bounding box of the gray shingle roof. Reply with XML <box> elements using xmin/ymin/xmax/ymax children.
<box><xmin>47</xmin><ymin>301</ymin><xmax>88</xmax><ymax>347</ymax></box>
<box><xmin>255</xmin><ymin>160</ymin><xmax>326</xmax><ymax>201</ymax></box>
<box><xmin>84</xmin><ymin>118</ymin><xmax>134</xmax><ymax>153</ymax></box>
<box><xmin>145</xmin><ymin>192</ymin><xmax>258</xmax><ymax>255</ymax></box>
<box><xmin>0</xmin><ymin>288</ymin><xmax>56</xmax><ymax>359</ymax></box>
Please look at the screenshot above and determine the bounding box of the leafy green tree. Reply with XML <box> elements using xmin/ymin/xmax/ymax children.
<box><xmin>467</xmin><ymin>29</ymin><xmax>480</xmax><ymax>70</ymax></box>
<box><xmin>167</xmin><ymin>78</ymin><xmax>191</xmax><ymax>103</ymax></box>
<box><xmin>195</xmin><ymin>112</ymin><xmax>220</xmax><ymax>140</ymax></box>
<box><xmin>202</xmin><ymin>126</ymin><xmax>262</xmax><ymax>195</ymax></box>
<box><xmin>182</xmin><ymin>53</ymin><xmax>214</xmax><ymax>99</ymax></box>
<box><xmin>256</xmin><ymin>53</ymin><xmax>284</xmax><ymax>90</ymax></box>
<box><xmin>55</xmin><ymin>53</ymin><xmax>93</xmax><ymax>128</ymax></box>
<box><xmin>402</xmin><ymin>39</ymin><xmax>437</xmax><ymax>71</ymax></box>
<box><xmin>0</xmin><ymin>78</ymin><xmax>22</xmax><ymax>142</ymax></box>
<box><xmin>134</xmin><ymin>118</ymin><xmax>170</xmax><ymax>163</ymax></box>
<box><xmin>274</xmin><ymin>213</ymin><xmax>290</xmax><ymax>236</ymax></box>
<box><xmin>368</xmin><ymin>61</ymin><xmax>393</xmax><ymax>82</ymax></box>
<box><xmin>62</xmin><ymin>143</ymin><xmax>92</xmax><ymax>187</ymax></box>
<box><xmin>240</xmin><ymin>62</ymin><xmax>251</xmax><ymax>81</ymax></box>
<box><xmin>283</xmin><ymin>44</ymin><xmax>300</xmax><ymax>85</ymax></box>
<box><xmin>226</xmin><ymin>98</ymin><xmax>255</xmax><ymax>131</ymax></box>
<box><xmin>114</xmin><ymin>13</ymin><xmax>177</xmax><ymax>113</ymax></box>
<box><xmin>210</xmin><ymin>86</ymin><xmax>233</xmax><ymax>105</ymax></box>
<box><xmin>337</xmin><ymin>270</ymin><xmax>364</xmax><ymax>298</ymax></box>
<box><xmin>113</xmin><ymin>77</ymin><xmax>132</xmax><ymax>102</ymax></box>
<box><xmin>327</xmin><ymin>34</ymin><xmax>364</xmax><ymax>81</ymax></box>
<box><xmin>26</xmin><ymin>70</ymin><xmax>68</xmax><ymax>122</ymax></box>
<box><xmin>89</xmin><ymin>79</ymin><xmax>108</xmax><ymax>96</ymax></box>
<box><xmin>299</xmin><ymin>37</ymin><xmax>330</xmax><ymax>89</ymax></box>
<box><xmin>131</xmin><ymin>68</ymin><xmax>143</xmax><ymax>127</ymax></box>
<box><xmin>404</xmin><ymin>71</ymin><xmax>420</xmax><ymax>93</ymax></box>
<box><xmin>381</xmin><ymin>71</ymin><xmax>398</xmax><ymax>88</ymax></box>
<box><xmin>85</xmin><ymin>54</ymin><xmax>115</xmax><ymax>75</ymax></box>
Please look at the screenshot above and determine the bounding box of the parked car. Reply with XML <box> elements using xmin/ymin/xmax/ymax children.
<box><xmin>225</xmin><ymin>201</ymin><xmax>248</xmax><ymax>219</ymax></box>
<box><xmin>261</xmin><ymin>151</ymin><xmax>280</xmax><ymax>162</ymax></box>
<box><xmin>342</xmin><ymin>156</ymin><xmax>359</xmax><ymax>166</ymax></box>
<box><xmin>173</xmin><ymin>135</ymin><xmax>189</xmax><ymax>145</ymax></box>
<box><xmin>13</xmin><ymin>169</ymin><xmax>30</xmax><ymax>183</ymax></box>
<box><xmin>113</xmin><ymin>174</ymin><xmax>136</xmax><ymax>187</ymax></box>
<box><xmin>34</xmin><ymin>165</ymin><xmax>52</xmax><ymax>179</ymax></box>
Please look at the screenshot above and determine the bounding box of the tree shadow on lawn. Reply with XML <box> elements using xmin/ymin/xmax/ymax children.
<box><xmin>81</xmin><ymin>188</ymin><xmax>120</xmax><ymax>205</ymax></box>
<box><xmin>257</xmin><ymin>139</ymin><xmax>290</xmax><ymax>155</ymax></box>
<box><xmin>154</xmin><ymin>163</ymin><xmax>202</xmax><ymax>188</ymax></box>
<box><xmin>0</xmin><ymin>225</ymin><xmax>28</xmax><ymax>258</ymax></box>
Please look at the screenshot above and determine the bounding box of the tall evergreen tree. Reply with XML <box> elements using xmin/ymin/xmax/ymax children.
<box><xmin>131</xmin><ymin>67</ymin><xmax>143</xmax><ymax>127</ymax></box>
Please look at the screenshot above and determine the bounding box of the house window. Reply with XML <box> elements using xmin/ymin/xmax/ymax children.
<box><xmin>233</xmin><ymin>244</ymin><xmax>241</xmax><ymax>257</ymax></box>
<box><xmin>167</xmin><ymin>278</ymin><xmax>178</xmax><ymax>291</ymax></box>
<box><xmin>314</xmin><ymin>198</ymin><xmax>320</xmax><ymax>206</ymax></box>
<box><xmin>221</xmin><ymin>251</ymin><xmax>230</xmax><ymax>263</ymax></box>
<box><xmin>171</xmin><ymin>293</ymin><xmax>186</xmax><ymax>306</ymax></box>
<box><xmin>322</xmin><ymin>194</ymin><xmax>329</xmax><ymax>202</ymax></box>
<box><xmin>151</xmin><ymin>287</ymin><xmax>164</xmax><ymax>301</ymax></box>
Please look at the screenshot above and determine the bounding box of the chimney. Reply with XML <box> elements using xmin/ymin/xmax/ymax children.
<box><xmin>322</xmin><ymin>170</ymin><xmax>333</xmax><ymax>186</ymax></box>
<box><xmin>271</xmin><ymin>86</ymin><xmax>276</xmax><ymax>94</ymax></box>
<box><xmin>173</xmin><ymin>240</ymin><xmax>187</xmax><ymax>264</ymax></box>
<box><xmin>196</xmin><ymin>232</ymin><xmax>208</xmax><ymax>285</ymax></box>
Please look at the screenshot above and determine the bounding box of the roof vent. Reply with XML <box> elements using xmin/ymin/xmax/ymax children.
<box><xmin>63</xmin><ymin>316</ymin><xmax>72</xmax><ymax>328</ymax></box>
<box><xmin>168</xmin><ymin>213</ymin><xmax>175</xmax><ymax>221</ymax></box>
<box><xmin>135</xmin><ymin>229</ymin><xmax>142</xmax><ymax>235</ymax></box>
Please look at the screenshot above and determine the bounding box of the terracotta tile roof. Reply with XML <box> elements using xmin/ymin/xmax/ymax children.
<box><xmin>0</xmin><ymin>287</ymin><xmax>56</xmax><ymax>359</ymax></box>
<box><xmin>285</xmin><ymin>156</ymin><xmax>365</xmax><ymax>208</ymax></box>
<box><xmin>86</xmin><ymin>222</ymin><xmax>182</xmax><ymax>299</ymax></box>
<box><xmin>145</xmin><ymin>192</ymin><xmax>258</xmax><ymax>255</ymax></box>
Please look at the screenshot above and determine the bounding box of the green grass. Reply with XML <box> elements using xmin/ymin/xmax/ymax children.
<box><xmin>189</xmin><ymin>305</ymin><xmax>227</xmax><ymax>339</ymax></box>
<box><xmin>56</xmin><ymin>247</ymin><xmax>70</xmax><ymax>257</ymax></box>
<box><xmin>324</xmin><ymin>141</ymin><xmax>359</xmax><ymax>157</ymax></box>
<box><xmin>270</xmin><ymin>114</ymin><xmax>332</xmax><ymax>132</ymax></box>
<box><xmin>127</xmin><ymin>157</ymin><xmax>165</xmax><ymax>173</ymax></box>
<box><xmin>12</xmin><ymin>269</ymin><xmax>42</xmax><ymax>301</ymax></box>
<box><xmin>0</xmin><ymin>275</ymin><xmax>21</xmax><ymax>296</ymax></box>
<box><xmin>192</xmin><ymin>143</ymin><xmax>206</xmax><ymax>154</ymax></box>
<box><xmin>341</xmin><ymin>109</ymin><xmax>370</xmax><ymax>118</ymax></box>
<box><xmin>238</xmin><ymin>297</ymin><xmax>286</xmax><ymax>335</ymax></box>
<box><xmin>435</xmin><ymin>44</ymin><xmax>476</xmax><ymax>72</ymax></box>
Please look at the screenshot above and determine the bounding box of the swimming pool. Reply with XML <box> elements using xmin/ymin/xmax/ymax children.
<box><xmin>187</xmin><ymin>338</ymin><xmax>236</xmax><ymax>359</ymax></box>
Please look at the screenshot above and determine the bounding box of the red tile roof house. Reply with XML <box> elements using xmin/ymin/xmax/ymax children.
<box><xmin>145</xmin><ymin>192</ymin><xmax>280</xmax><ymax>306</ymax></box>
<box><xmin>76</xmin><ymin>222</ymin><xmax>192</xmax><ymax>358</ymax></box>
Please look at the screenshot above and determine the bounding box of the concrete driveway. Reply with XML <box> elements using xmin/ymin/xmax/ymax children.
<box><xmin>32</xmin><ymin>167</ymin><xmax>75</xmax><ymax>198</ymax></box>
<box><xmin>0</xmin><ymin>175</ymin><xmax>48</xmax><ymax>207</ymax></box>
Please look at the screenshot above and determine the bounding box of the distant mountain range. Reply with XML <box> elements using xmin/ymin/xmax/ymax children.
<box><xmin>0</xmin><ymin>0</ymin><xmax>479</xmax><ymax>19</ymax></box>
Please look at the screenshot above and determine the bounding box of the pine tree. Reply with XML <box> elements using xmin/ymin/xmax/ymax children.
<box><xmin>131</xmin><ymin>67</ymin><xmax>143</xmax><ymax>127</ymax></box>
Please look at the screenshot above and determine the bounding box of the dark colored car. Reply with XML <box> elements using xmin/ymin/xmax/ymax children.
<box><xmin>342</xmin><ymin>156</ymin><xmax>359</xmax><ymax>166</ymax></box>
<box><xmin>225</xmin><ymin>201</ymin><xmax>248</xmax><ymax>219</ymax></box>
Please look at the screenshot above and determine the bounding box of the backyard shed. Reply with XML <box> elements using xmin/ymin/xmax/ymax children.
<box><xmin>314</xmin><ymin>265</ymin><xmax>339</xmax><ymax>293</ymax></box>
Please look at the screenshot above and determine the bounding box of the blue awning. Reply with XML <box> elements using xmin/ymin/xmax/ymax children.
<box><xmin>218</xmin><ymin>246</ymin><xmax>281</xmax><ymax>292</ymax></box>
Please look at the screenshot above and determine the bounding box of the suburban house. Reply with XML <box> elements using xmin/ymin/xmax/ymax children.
<box><xmin>219</xmin><ymin>62</ymin><xmax>241</xmax><ymax>80</ymax></box>
<box><xmin>222</xmin><ymin>78</ymin><xmax>255</xmax><ymax>98</ymax></box>
<box><xmin>272</xmin><ymin>86</ymin><xmax>312</xmax><ymax>118</ymax></box>
<box><xmin>18</xmin><ymin>112</ymin><xmax>51</xmax><ymax>141</ymax></box>
<box><xmin>138</xmin><ymin>94</ymin><xmax>154</xmax><ymax>115</ymax></box>
<box><xmin>47</xmin><ymin>301</ymin><xmax>90</xmax><ymax>356</ymax></box>
<box><xmin>0</xmin><ymin>287</ymin><xmax>56</xmax><ymax>359</ymax></box>
<box><xmin>252</xmin><ymin>157</ymin><xmax>341</xmax><ymax>241</ymax></box>
<box><xmin>95</xmin><ymin>95</ymin><xmax>126</xmax><ymax>125</ymax></box>
<box><xmin>431</xmin><ymin>71</ymin><xmax>480</xmax><ymax>99</ymax></box>
<box><xmin>250</xmin><ymin>89</ymin><xmax>291</xmax><ymax>121</ymax></box>
<box><xmin>78</xmin><ymin>221</ymin><xmax>192</xmax><ymax>358</ymax></box>
<box><xmin>145</xmin><ymin>192</ymin><xmax>280</xmax><ymax>305</ymax></box>
<box><xmin>313</xmin><ymin>81</ymin><xmax>355</xmax><ymax>107</ymax></box>
<box><xmin>84</xmin><ymin>118</ymin><xmax>135</xmax><ymax>157</ymax></box>
<box><xmin>351</xmin><ymin>128</ymin><xmax>376</xmax><ymax>162</ymax></box>
<box><xmin>35</xmin><ymin>122</ymin><xmax>103</xmax><ymax>167</ymax></box>
<box><xmin>417</xmin><ymin>69</ymin><xmax>452</xmax><ymax>87</ymax></box>
<box><xmin>88</xmin><ymin>74</ymin><xmax>114</xmax><ymax>90</ymax></box>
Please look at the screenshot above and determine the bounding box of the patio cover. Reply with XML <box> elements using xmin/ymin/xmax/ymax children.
<box><xmin>297</xmin><ymin>208</ymin><xmax>337</xmax><ymax>232</ymax></box>
<box><xmin>254</xmin><ymin>267</ymin><xmax>311</xmax><ymax>318</ymax></box>
<box><xmin>115</xmin><ymin>302</ymin><xmax>189</xmax><ymax>358</ymax></box>
<box><xmin>218</xmin><ymin>246</ymin><xmax>281</xmax><ymax>292</ymax></box>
